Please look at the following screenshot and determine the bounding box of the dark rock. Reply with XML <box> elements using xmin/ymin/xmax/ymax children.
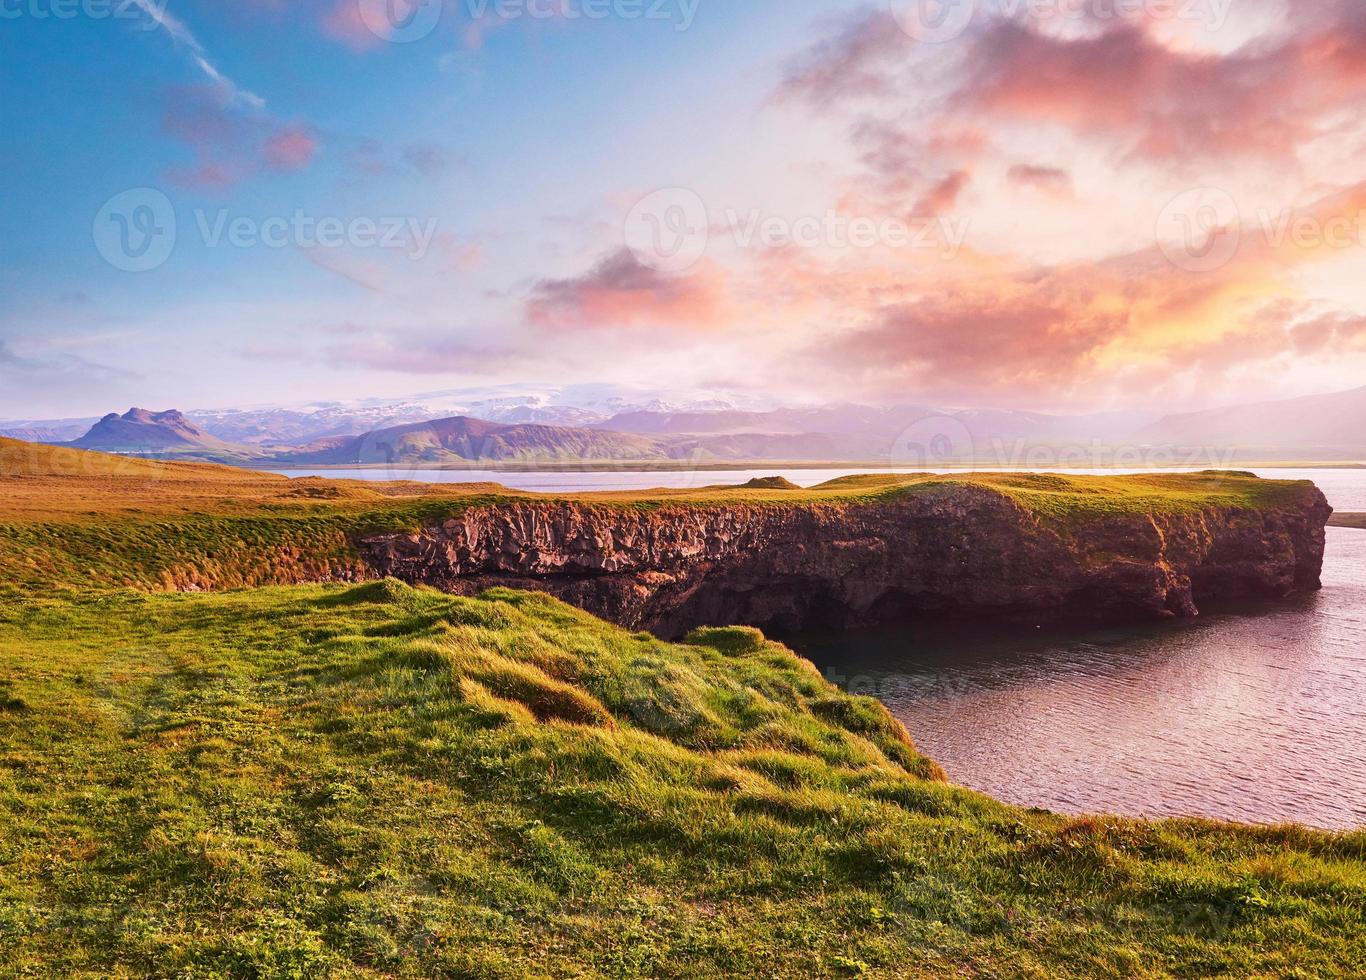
<box><xmin>357</xmin><ymin>484</ymin><xmax>1333</xmax><ymax>639</ymax></box>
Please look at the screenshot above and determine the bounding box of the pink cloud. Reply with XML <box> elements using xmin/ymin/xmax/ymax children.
<box><xmin>264</xmin><ymin>126</ymin><xmax>318</xmax><ymax>171</ymax></box>
<box><xmin>527</xmin><ymin>249</ymin><xmax>729</xmax><ymax>330</ymax></box>
<box><xmin>161</xmin><ymin>86</ymin><xmax>320</xmax><ymax>189</ymax></box>
<box><xmin>913</xmin><ymin>170</ymin><xmax>971</xmax><ymax>217</ymax></box>
<box><xmin>780</xmin><ymin>4</ymin><xmax>1366</xmax><ymax>167</ymax></box>
<box><xmin>1007</xmin><ymin>164</ymin><xmax>1073</xmax><ymax>197</ymax></box>
<box><xmin>323</xmin><ymin>0</ymin><xmax>383</xmax><ymax>51</ymax></box>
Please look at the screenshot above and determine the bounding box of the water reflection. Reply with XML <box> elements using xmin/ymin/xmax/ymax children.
<box><xmin>792</xmin><ymin>528</ymin><xmax>1366</xmax><ymax>829</ymax></box>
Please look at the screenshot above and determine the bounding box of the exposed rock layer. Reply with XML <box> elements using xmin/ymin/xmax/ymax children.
<box><xmin>358</xmin><ymin>483</ymin><xmax>1332</xmax><ymax>638</ymax></box>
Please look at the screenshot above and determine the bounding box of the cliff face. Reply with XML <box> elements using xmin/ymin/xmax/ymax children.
<box><xmin>359</xmin><ymin>483</ymin><xmax>1332</xmax><ymax>638</ymax></box>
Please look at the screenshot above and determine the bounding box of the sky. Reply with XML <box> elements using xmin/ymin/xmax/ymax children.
<box><xmin>2</xmin><ymin>0</ymin><xmax>1365</xmax><ymax>419</ymax></box>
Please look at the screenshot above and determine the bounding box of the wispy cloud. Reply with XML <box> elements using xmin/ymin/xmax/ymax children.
<box><xmin>132</xmin><ymin>0</ymin><xmax>266</xmax><ymax>109</ymax></box>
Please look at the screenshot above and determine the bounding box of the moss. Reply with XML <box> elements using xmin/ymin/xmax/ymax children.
<box><xmin>686</xmin><ymin>626</ymin><xmax>768</xmax><ymax>654</ymax></box>
<box><xmin>0</xmin><ymin>582</ymin><xmax>1362</xmax><ymax>977</ymax></box>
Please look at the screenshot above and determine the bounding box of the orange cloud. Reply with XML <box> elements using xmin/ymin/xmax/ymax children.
<box><xmin>526</xmin><ymin>249</ymin><xmax>730</xmax><ymax>330</ymax></box>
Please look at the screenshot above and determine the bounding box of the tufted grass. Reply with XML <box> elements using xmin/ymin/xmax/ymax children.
<box><xmin>0</xmin><ymin>581</ymin><xmax>1362</xmax><ymax>978</ymax></box>
<box><xmin>0</xmin><ymin>438</ymin><xmax>1322</xmax><ymax>594</ymax></box>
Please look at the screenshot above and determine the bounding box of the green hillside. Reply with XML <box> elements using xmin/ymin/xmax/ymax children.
<box><xmin>0</xmin><ymin>583</ymin><xmax>1361</xmax><ymax>977</ymax></box>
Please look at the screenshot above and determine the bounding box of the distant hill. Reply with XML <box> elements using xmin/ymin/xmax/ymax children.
<box><xmin>594</xmin><ymin>406</ymin><xmax>1160</xmax><ymax>461</ymax></box>
<box><xmin>1139</xmin><ymin>387</ymin><xmax>1366</xmax><ymax>458</ymax></box>
<box><xmin>273</xmin><ymin>416</ymin><xmax>666</xmax><ymax>465</ymax></box>
<box><xmin>0</xmin><ymin>421</ymin><xmax>94</xmax><ymax>444</ymax></box>
<box><xmin>15</xmin><ymin>386</ymin><xmax>1366</xmax><ymax>468</ymax></box>
<box><xmin>67</xmin><ymin>409</ymin><xmax>256</xmax><ymax>461</ymax></box>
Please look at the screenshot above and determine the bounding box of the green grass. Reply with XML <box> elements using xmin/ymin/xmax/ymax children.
<box><xmin>1</xmin><ymin>582</ymin><xmax>1362</xmax><ymax>978</ymax></box>
<box><xmin>0</xmin><ymin>461</ymin><xmax>1319</xmax><ymax>594</ymax></box>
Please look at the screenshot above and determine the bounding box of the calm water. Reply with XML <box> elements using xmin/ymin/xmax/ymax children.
<box><xmin>793</xmin><ymin>527</ymin><xmax>1366</xmax><ymax>830</ymax></box>
<box><xmin>285</xmin><ymin>463</ymin><xmax>1364</xmax><ymax>827</ymax></box>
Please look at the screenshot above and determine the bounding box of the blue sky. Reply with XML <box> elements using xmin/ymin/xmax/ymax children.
<box><xmin>3</xmin><ymin>0</ymin><xmax>1365</xmax><ymax>420</ymax></box>
<box><xmin>0</xmin><ymin>0</ymin><xmax>845</xmax><ymax>416</ymax></box>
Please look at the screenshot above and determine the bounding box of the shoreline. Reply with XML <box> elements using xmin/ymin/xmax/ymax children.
<box><xmin>254</xmin><ymin>459</ymin><xmax>1366</xmax><ymax>474</ymax></box>
<box><xmin>1329</xmin><ymin>513</ymin><xmax>1366</xmax><ymax>528</ymax></box>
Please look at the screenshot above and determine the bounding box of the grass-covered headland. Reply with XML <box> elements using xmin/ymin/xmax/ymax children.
<box><xmin>0</xmin><ymin>437</ymin><xmax>1319</xmax><ymax>594</ymax></box>
<box><xmin>2</xmin><ymin>584</ymin><xmax>1363</xmax><ymax>978</ymax></box>
<box><xmin>0</xmin><ymin>440</ymin><xmax>1361</xmax><ymax>976</ymax></box>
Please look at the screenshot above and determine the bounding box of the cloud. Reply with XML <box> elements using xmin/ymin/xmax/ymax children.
<box><xmin>244</xmin><ymin>323</ymin><xmax>531</xmax><ymax>375</ymax></box>
<box><xmin>263</xmin><ymin>126</ymin><xmax>319</xmax><ymax>170</ymax></box>
<box><xmin>774</xmin><ymin>11</ymin><xmax>907</xmax><ymax>108</ymax></box>
<box><xmin>775</xmin><ymin>170</ymin><xmax>1366</xmax><ymax>405</ymax></box>
<box><xmin>526</xmin><ymin>249</ymin><xmax>729</xmax><ymax>330</ymax></box>
<box><xmin>322</xmin><ymin>328</ymin><xmax>528</xmax><ymax>374</ymax></box>
<box><xmin>779</xmin><ymin>3</ymin><xmax>1366</xmax><ymax>170</ymax></box>
<box><xmin>322</xmin><ymin>0</ymin><xmax>384</xmax><ymax>51</ymax></box>
<box><xmin>404</xmin><ymin>143</ymin><xmax>467</xmax><ymax>178</ymax></box>
<box><xmin>162</xmin><ymin>86</ymin><xmax>319</xmax><ymax>189</ymax></box>
<box><xmin>1007</xmin><ymin>164</ymin><xmax>1073</xmax><ymax>197</ymax></box>
<box><xmin>131</xmin><ymin>0</ymin><xmax>266</xmax><ymax>109</ymax></box>
<box><xmin>0</xmin><ymin>338</ymin><xmax>140</xmax><ymax>386</ymax></box>
<box><xmin>913</xmin><ymin>169</ymin><xmax>971</xmax><ymax>217</ymax></box>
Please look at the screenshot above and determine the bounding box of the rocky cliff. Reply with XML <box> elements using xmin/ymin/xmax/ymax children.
<box><xmin>359</xmin><ymin>479</ymin><xmax>1332</xmax><ymax>638</ymax></box>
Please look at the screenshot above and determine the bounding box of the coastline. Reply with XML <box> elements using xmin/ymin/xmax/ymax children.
<box><xmin>255</xmin><ymin>459</ymin><xmax>1366</xmax><ymax>473</ymax></box>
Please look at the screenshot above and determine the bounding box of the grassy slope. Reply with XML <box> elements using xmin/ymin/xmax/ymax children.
<box><xmin>0</xmin><ymin>438</ymin><xmax>1319</xmax><ymax>594</ymax></box>
<box><xmin>1</xmin><ymin>583</ymin><xmax>1362</xmax><ymax>978</ymax></box>
<box><xmin>2</xmin><ymin>442</ymin><xmax>1355</xmax><ymax>975</ymax></box>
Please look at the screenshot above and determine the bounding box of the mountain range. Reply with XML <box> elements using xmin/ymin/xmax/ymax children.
<box><xmin>7</xmin><ymin>384</ymin><xmax>1365</xmax><ymax>466</ymax></box>
<box><xmin>67</xmin><ymin>409</ymin><xmax>253</xmax><ymax>461</ymax></box>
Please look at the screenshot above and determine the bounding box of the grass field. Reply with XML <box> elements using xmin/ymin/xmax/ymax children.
<box><xmin>1</xmin><ymin>441</ymin><xmax>1358</xmax><ymax>976</ymax></box>
<box><xmin>0</xmin><ymin>438</ymin><xmax>1319</xmax><ymax>594</ymax></box>
<box><xmin>1</xmin><ymin>583</ymin><xmax>1362</xmax><ymax>978</ymax></box>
